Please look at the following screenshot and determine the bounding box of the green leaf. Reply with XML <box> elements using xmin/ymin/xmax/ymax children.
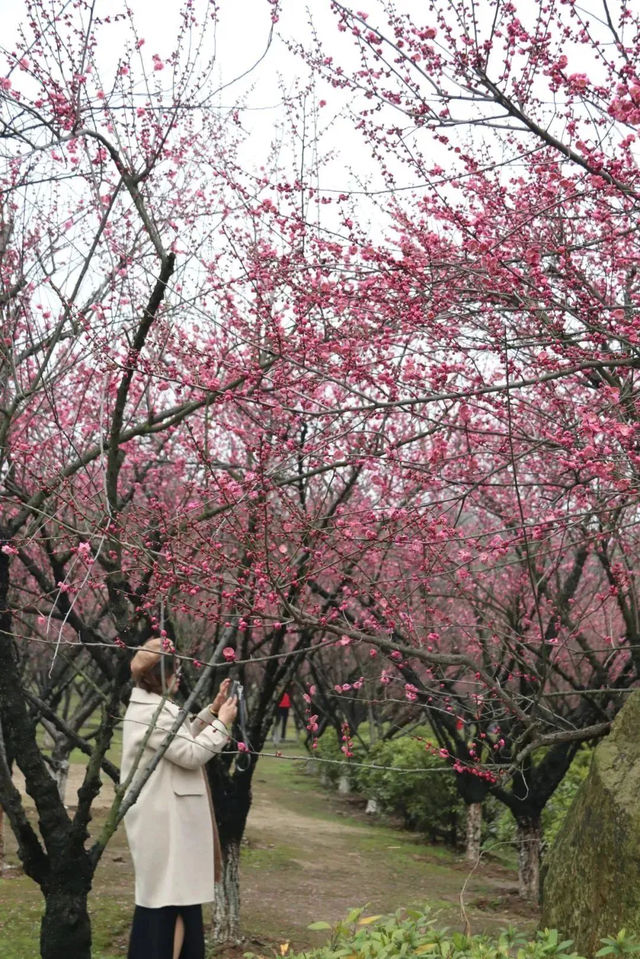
<box><xmin>346</xmin><ymin>907</ymin><xmax>366</xmax><ymax>925</ymax></box>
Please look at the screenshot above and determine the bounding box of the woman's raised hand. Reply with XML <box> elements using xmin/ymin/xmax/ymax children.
<box><xmin>218</xmin><ymin>696</ymin><xmax>238</xmax><ymax>729</ymax></box>
<box><xmin>210</xmin><ymin>677</ymin><xmax>231</xmax><ymax>715</ymax></box>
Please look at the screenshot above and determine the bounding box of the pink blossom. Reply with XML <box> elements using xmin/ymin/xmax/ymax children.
<box><xmin>222</xmin><ymin>647</ymin><xmax>236</xmax><ymax>662</ymax></box>
<box><xmin>404</xmin><ymin>683</ymin><xmax>418</xmax><ymax>701</ymax></box>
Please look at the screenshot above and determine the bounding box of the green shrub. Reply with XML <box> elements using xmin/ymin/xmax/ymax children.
<box><xmin>489</xmin><ymin>747</ymin><xmax>593</xmax><ymax>854</ymax></box>
<box><xmin>314</xmin><ymin>726</ymin><xmax>367</xmax><ymax>789</ymax></box>
<box><xmin>354</xmin><ymin>736</ymin><xmax>464</xmax><ymax>845</ymax></box>
<box><xmin>243</xmin><ymin>906</ymin><xmax>640</xmax><ymax>959</ymax></box>
<box><xmin>541</xmin><ymin>747</ymin><xmax>591</xmax><ymax>848</ymax></box>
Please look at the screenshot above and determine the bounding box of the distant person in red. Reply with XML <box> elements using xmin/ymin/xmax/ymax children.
<box><xmin>273</xmin><ymin>691</ymin><xmax>291</xmax><ymax>745</ymax></box>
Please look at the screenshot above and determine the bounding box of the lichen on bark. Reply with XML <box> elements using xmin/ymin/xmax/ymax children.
<box><xmin>541</xmin><ymin>691</ymin><xmax>640</xmax><ymax>955</ymax></box>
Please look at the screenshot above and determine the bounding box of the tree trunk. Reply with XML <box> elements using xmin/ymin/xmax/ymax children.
<box><xmin>337</xmin><ymin>773</ymin><xmax>351</xmax><ymax>794</ymax></box>
<box><xmin>212</xmin><ymin>838</ymin><xmax>240</xmax><ymax>944</ymax></box>
<box><xmin>367</xmin><ymin>699</ymin><xmax>378</xmax><ymax>747</ymax></box>
<box><xmin>465</xmin><ymin>802</ymin><xmax>483</xmax><ymax>863</ymax></box>
<box><xmin>516</xmin><ymin>816</ymin><xmax>542</xmax><ymax>902</ymax></box>
<box><xmin>40</xmin><ymin>884</ymin><xmax>92</xmax><ymax>959</ymax></box>
<box><xmin>0</xmin><ymin>804</ymin><xmax>4</xmax><ymax>876</ymax></box>
<box><xmin>51</xmin><ymin>758</ymin><xmax>70</xmax><ymax>805</ymax></box>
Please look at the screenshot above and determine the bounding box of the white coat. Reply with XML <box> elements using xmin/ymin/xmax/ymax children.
<box><xmin>120</xmin><ymin>687</ymin><xmax>229</xmax><ymax>908</ymax></box>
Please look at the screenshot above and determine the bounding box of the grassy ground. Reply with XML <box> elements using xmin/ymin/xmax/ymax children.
<box><xmin>0</xmin><ymin>741</ymin><xmax>536</xmax><ymax>958</ymax></box>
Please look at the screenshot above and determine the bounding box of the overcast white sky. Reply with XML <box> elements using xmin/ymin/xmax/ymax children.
<box><xmin>2</xmin><ymin>0</ymin><xmax>630</xmax><ymax>238</ymax></box>
<box><xmin>0</xmin><ymin>0</ymin><xmax>410</xmax><ymax>203</ymax></box>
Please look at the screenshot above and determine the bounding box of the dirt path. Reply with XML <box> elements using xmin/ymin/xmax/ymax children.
<box><xmin>235</xmin><ymin>750</ymin><xmax>536</xmax><ymax>951</ymax></box>
<box><xmin>9</xmin><ymin>748</ymin><xmax>537</xmax><ymax>956</ymax></box>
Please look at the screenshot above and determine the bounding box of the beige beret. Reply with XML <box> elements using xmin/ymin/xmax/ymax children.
<box><xmin>130</xmin><ymin>637</ymin><xmax>173</xmax><ymax>682</ymax></box>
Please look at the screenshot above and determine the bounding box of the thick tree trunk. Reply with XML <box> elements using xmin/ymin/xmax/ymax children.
<box><xmin>465</xmin><ymin>802</ymin><xmax>483</xmax><ymax>863</ymax></box>
<box><xmin>212</xmin><ymin>839</ymin><xmax>240</xmax><ymax>944</ymax></box>
<box><xmin>40</xmin><ymin>884</ymin><xmax>92</xmax><ymax>959</ymax></box>
<box><xmin>208</xmin><ymin>749</ymin><xmax>254</xmax><ymax>945</ymax></box>
<box><xmin>516</xmin><ymin>816</ymin><xmax>542</xmax><ymax>902</ymax></box>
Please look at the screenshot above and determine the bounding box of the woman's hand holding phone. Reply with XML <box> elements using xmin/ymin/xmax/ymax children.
<box><xmin>210</xmin><ymin>677</ymin><xmax>231</xmax><ymax>715</ymax></box>
<box><xmin>218</xmin><ymin>696</ymin><xmax>238</xmax><ymax>729</ymax></box>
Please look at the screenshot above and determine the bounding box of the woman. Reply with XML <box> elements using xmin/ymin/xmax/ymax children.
<box><xmin>121</xmin><ymin>637</ymin><xmax>238</xmax><ymax>959</ymax></box>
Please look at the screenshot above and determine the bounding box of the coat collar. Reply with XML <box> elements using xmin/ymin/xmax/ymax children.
<box><xmin>129</xmin><ymin>687</ymin><xmax>178</xmax><ymax>710</ymax></box>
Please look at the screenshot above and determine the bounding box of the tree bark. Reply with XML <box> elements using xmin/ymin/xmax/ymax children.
<box><xmin>51</xmin><ymin>757</ymin><xmax>70</xmax><ymax>805</ymax></box>
<box><xmin>40</xmin><ymin>881</ymin><xmax>92</xmax><ymax>959</ymax></box>
<box><xmin>337</xmin><ymin>772</ymin><xmax>351</xmax><ymax>794</ymax></box>
<box><xmin>207</xmin><ymin>749</ymin><xmax>254</xmax><ymax>944</ymax></box>
<box><xmin>465</xmin><ymin>802</ymin><xmax>483</xmax><ymax>863</ymax></box>
<box><xmin>211</xmin><ymin>839</ymin><xmax>240</xmax><ymax>944</ymax></box>
<box><xmin>516</xmin><ymin>816</ymin><xmax>542</xmax><ymax>902</ymax></box>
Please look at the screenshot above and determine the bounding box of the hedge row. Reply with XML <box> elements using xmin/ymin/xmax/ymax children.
<box><xmin>313</xmin><ymin>727</ymin><xmax>592</xmax><ymax>852</ymax></box>
<box><xmin>314</xmin><ymin>727</ymin><xmax>466</xmax><ymax>844</ymax></box>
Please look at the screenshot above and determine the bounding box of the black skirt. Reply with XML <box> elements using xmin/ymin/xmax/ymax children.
<box><xmin>127</xmin><ymin>904</ymin><xmax>205</xmax><ymax>959</ymax></box>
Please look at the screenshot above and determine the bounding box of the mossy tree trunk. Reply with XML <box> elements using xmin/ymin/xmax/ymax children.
<box><xmin>542</xmin><ymin>693</ymin><xmax>640</xmax><ymax>955</ymax></box>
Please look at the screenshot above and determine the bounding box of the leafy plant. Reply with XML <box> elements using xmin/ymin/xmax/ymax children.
<box><xmin>244</xmin><ymin>908</ymin><xmax>640</xmax><ymax>959</ymax></box>
<box><xmin>596</xmin><ymin>930</ymin><xmax>640</xmax><ymax>957</ymax></box>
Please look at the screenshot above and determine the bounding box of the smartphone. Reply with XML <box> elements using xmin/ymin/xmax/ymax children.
<box><xmin>230</xmin><ymin>679</ymin><xmax>243</xmax><ymax>700</ymax></box>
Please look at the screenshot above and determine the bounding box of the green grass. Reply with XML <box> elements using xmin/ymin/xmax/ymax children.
<box><xmin>0</xmin><ymin>876</ymin><xmax>44</xmax><ymax>959</ymax></box>
<box><xmin>242</xmin><ymin>840</ymin><xmax>304</xmax><ymax>870</ymax></box>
